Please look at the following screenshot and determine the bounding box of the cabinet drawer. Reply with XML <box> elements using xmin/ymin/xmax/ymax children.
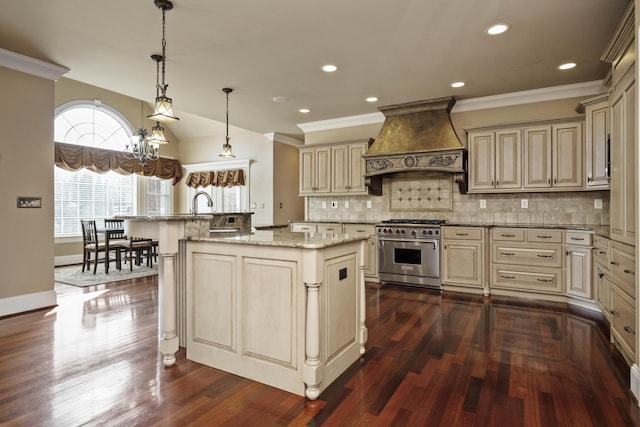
<box><xmin>610</xmin><ymin>241</ymin><xmax>636</xmax><ymax>297</ymax></box>
<box><xmin>565</xmin><ymin>231</ymin><xmax>592</xmax><ymax>246</ymax></box>
<box><xmin>317</xmin><ymin>223</ymin><xmax>343</xmax><ymax>233</ymax></box>
<box><xmin>611</xmin><ymin>285</ymin><xmax>636</xmax><ymax>360</ymax></box>
<box><xmin>492</xmin><ymin>243</ymin><xmax>563</xmax><ymax>268</ymax></box>
<box><xmin>442</xmin><ymin>227</ymin><xmax>484</xmax><ymax>240</ymax></box>
<box><xmin>291</xmin><ymin>223</ymin><xmax>317</xmax><ymax>233</ymax></box>
<box><xmin>492</xmin><ymin>265</ymin><xmax>563</xmax><ymax>294</ymax></box>
<box><xmin>492</xmin><ymin>228</ymin><xmax>525</xmax><ymax>242</ymax></box>
<box><xmin>593</xmin><ymin>235</ymin><xmax>610</xmax><ymax>264</ymax></box>
<box><xmin>527</xmin><ymin>229</ymin><xmax>563</xmax><ymax>243</ymax></box>
<box><xmin>343</xmin><ymin>224</ymin><xmax>375</xmax><ymax>236</ymax></box>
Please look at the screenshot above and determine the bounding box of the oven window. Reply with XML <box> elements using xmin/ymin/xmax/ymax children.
<box><xmin>394</xmin><ymin>248</ymin><xmax>422</xmax><ymax>265</ymax></box>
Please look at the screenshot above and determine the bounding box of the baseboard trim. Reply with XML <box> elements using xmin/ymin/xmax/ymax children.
<box><xmin>631</xmin><ymin>364</ymin><xmax>639</xmax><ymax>404</ymax></box>
<box><xmin>0</xmin><ymin>290</ymin><xmax>57</xmax><ymax>317</ymax></box>
<box><xmin>55</xmin><ymin>254</ymin><xmax>82</xmax><ymax>266</ymax></box>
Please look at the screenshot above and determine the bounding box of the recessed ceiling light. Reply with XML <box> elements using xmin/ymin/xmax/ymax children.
<box><xmin>558</xmin><ymin>62</ymin><xmax>577</xmax><ymax>70</ymax></box>
<box><xmin>321</xmin><ymin>64</ymin><xmax>338</xmax><ymax>72</ymax></box>
<box><xmin>451</xmin><ymin>82</ymin><xmax>465</xmax><ymax>88</ymax></box>
<box><xmin>366</xmin><ymin>97</ymin><xmax>379</xmax><ymax>103</ymax></box>
<box><xmin>299</xmin><ymin>108</ymin><xmax>310</xmax><ymax>113</ymax></box>
<box><xmin>487</xmin><ymin>24</ymin><xmax>509</xmax><ymax>35</ymax></box>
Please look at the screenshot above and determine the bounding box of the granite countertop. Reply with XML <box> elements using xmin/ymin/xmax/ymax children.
<box><xmin>188</xmin><ymin>229</ymin><xmax>368</xmax><ymax>249</ymax></box>
<box><xmin>117</xmin><ymin>213</ymin><xmax>252</xmax><ymax>221</ymax></box>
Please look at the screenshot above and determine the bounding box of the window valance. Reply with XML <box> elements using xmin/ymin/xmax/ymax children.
<box><xmin>185</xmin><ymin>169</ymin><xmax>245</xmax><ymax>188</ymax></box>
<box><xmin>54</xmin><ymin>142</ymin><xmax>183</xmax><ymax>184</ymax></box>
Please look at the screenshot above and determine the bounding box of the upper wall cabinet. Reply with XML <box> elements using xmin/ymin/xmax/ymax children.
<box><xmin>576</xmin><ymin>94</ymin><xmax>610</xmax><ymax>189</ymax></box>
<box><xmin>468</xmin><ymin>120</ymin><xmax>584</xmax><ymax>193</ymax></box>
<box><xmin>299</xmin><ymin>139</ymin><xmax>372</xmax><ymax>196</ymax></box>
<box><xmin>468</xmin><ymin>128</ymin><xmax>522</xmax><ymax>191</ymax></box>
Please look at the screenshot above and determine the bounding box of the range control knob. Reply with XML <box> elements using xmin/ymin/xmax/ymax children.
<box><xmin>400</xmin><ymin>229</ymin><xmax>405</xmax><ymax>234</ymax></box>
<box><xmin>411</xmin><ymin>230</ymin><xmax>417</xmax><ymax>236</ymax></box>
<box><xmin>428</xmin><ymin>230</ymin><xmax>433</xmax><ymax>235</ymax></box>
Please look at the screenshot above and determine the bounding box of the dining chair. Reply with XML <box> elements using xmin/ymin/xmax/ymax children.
<box><xmin>80</xmin><ymin>219</ymin><xmax>124</xmax><ymax>274</ymax></box>
<box><xmin>126</xmin><ymin>237</ymin><xmax>154</xmax><ymax>271</ymax></box>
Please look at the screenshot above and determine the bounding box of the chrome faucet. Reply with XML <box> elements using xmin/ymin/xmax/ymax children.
<box><xmin>192</xmin><ymin>191</ymin><xmax>214</xmax><ymax>215</ymax></box>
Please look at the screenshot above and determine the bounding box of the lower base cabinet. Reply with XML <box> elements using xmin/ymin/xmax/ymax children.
<box><xmin>611</xmin><ymin>284</ymin><xmax>636</xmax><ymax>364</ymax></box>
<box><xmin>442</xmin><ymin>226</ymin><xmax>486</xmax><ymax>290</ymax></box>
<box><xmin>343</xmin><ymin>224</ymin><xmax>378</xmax><ymax>281</ymax></box>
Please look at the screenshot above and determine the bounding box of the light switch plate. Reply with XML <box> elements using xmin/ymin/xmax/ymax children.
<box><xmin>366</xmin><ymin>200</ymin><xmax>372</xmax><ymax>209</ymax></box>
<box><xmin>480</xmin><ymin>200</ymin><xmax>486</xmax><ymax>209</ymax></box>
<box><xmin>594</xmin><ymin>199</ymin><xmax>603</xmax><ymax>209</ymax></box>
<box><xmin>321</xmin><ymin>201</ymin><xmax>327</xmax><ymax>209</ymax></box>
<box><xmin>521</xmin><ymin>199</ymin><xmax>528</xmax><ymax>209</ymax></box>
<box><xmin>344</xmin><ymin>201</ymin><xmax>349</xmax><ymax>209</ymax></box>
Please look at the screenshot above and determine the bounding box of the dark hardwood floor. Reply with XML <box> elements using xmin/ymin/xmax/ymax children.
<box><xmin>0</xmin><ymin>275</ymin><xmax>638</xmax><ymax>426</ymax></box>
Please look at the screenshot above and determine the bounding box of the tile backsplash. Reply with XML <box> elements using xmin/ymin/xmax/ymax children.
<box><xmin>307</xmin><ymin>174</ymin><xmax>609</xmax><ymax>225</ymax></box>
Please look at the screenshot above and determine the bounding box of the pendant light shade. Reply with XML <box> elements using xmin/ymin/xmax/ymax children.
<box><xmin>148</xmin><ymin>0</ymin><xmax>179</xmax><ymax>123</ymax></box>
<box><xmin>219</xmin><ymin>88</ymin><xmax>236</xmax><ymax>158</ymax></box>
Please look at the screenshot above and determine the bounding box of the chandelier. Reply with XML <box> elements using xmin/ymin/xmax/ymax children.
<box><xmin>124</xmin><ymin>102</ymin><xmax>160</xmax><ymax>166</ymax></box>
<box><xmin>219</xmin><ymin>88</ymin><xmax>235</xmax><ymax>158</ymax></box>
<box><xmin>148</xmin><ymin>0</ymin><xmax>179</xmax><ymax>123</ymax></box>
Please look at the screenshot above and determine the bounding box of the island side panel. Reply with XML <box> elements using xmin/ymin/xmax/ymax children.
<box><xmin>185</xmin><ymin>238</ymin><xmax>366</xmax><ymax>399</ymax></box>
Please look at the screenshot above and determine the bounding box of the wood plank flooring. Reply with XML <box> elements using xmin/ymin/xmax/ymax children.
<box><xmin>0</xmin><ymin>275</ymin><xmax>638</xmax><ymax>426</ymax></box>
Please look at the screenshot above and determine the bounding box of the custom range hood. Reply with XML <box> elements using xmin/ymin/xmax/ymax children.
<box><xmin>363</xmin><ymin>96</ymin><xmax>467</xmax><ymax>194</ymax></box>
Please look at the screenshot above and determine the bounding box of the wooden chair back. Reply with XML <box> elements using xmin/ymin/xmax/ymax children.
<box><xmin>104</xmin><ymin>219</ymin><xmax>127</xmax><ymax>241</ymax></box>
<box><xmin>80</xmin><ymin>220</ymin><xmax>98</xmax><ymax>246</ymax></box>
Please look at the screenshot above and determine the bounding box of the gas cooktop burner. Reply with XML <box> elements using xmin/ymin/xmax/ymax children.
<box><xmin>380</xmin><ymin>219</ymin><xmax>446</xmax><ymax>225</ymax></box>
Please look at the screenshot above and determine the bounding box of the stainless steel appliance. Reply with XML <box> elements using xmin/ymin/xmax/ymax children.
<box><xmin>377</xmin><ymin>219</ymin><xmax>445</xmax><ymax>289</ymax></box>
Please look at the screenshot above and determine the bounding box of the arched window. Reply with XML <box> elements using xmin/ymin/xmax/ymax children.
<box><xmin>54</xmin><ymin>100</ymin><xmax>171</xmax><ymax>237</ymax></box>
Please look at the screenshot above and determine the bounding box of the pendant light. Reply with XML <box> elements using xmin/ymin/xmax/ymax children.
<box><xmin>148</xmin><ymin>0</ymin><xmax>179</xmax><ymax>123</ymax></box>
<box><xmin>219</xmin><ymin>88</ymin><xmax>235</xmax><ymax>158</ymax></box>
<box><xmin>147</xmin><ymin>54</ymin><xmax>169</xmax><ymax>145</ymax></box>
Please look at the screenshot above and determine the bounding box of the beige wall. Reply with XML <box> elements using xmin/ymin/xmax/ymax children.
<box><xmin>0</xmin><ymin>67</ymin><xmax>55</xmax><ymax>299</ymax></box>
<box><xmin>273</xmin><ymin>141</ymin><xmax>305</xmax><ymax>225</ymax></box>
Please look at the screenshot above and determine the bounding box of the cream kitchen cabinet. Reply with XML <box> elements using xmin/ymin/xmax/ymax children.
<box><xmin>468</xmin><ymin>129</ymin><xmax>521</xmax><ymax>192</ymax></box>
<box><xmin>523</xmin><ymin>122</ymin><xmax>583</xmax><ymax>190</ymax></box>
<box><xmin>290</xmin><ymin>222</ymin><xmax>341</xmax><ymax>233</ymax></box>
<box><xmin>299</xmin><ymin>146</ymin><xmax>331</xmax><ymax>195</ymax></box>
<box><xmin>593</xmin><ymin>235</ymin><xmax>611</xmax><ymax>320</ymax></box>
<box><xmin>603</xmin><ymin>7</ymin><xmax>636</xmax><ymax>246</ymax></box>
<box><xmin>331</xmin><ymin>142</ymin><xmax>368</xmax><ymax>194</ymax></box>
<box><xmin>565</xmin><ymin>231</ymin><xmax>593</xmax><ymax>300</ymax></box>
<box><xmin>608</xmin><ymin>240</ymin><xmax>636</xmax><ymax>363</ymax></box>
<box><xmin>576</xmin><ymin>94</ymin><xmax>610</xmax><ymax>189</ymax></box>
<box><xmin>343</xmin><ymin>224</ymin><xmax>378</xmax><ymax>280</ymax></box>
<box><xmin>442</xmin><ymin>226</ymin><xmax>486</xmax><ymax>291</ymax></box>
<box><xmin>490</xmin><ymin>227</ymin><xmax>564</xmax><ymax>295</ymax></box>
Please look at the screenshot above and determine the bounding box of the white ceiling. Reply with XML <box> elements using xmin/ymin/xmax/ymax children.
<box><xmin>0</xmin><ymin>0</ymin><xmax>630</xmax><ymax>139</ymax></box>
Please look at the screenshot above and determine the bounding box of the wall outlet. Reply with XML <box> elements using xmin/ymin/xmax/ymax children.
<box><xmin>309</xmin><ymin>202</ymin><xmax>315</xmax><ymax>209</ymax></box>
<box><xmin>366</xmin><ymin>200</ymin><xmax>372</xmax><ymax>209</ymax></box>
<box><xmin>250</xmin><ymin>202</ymin><xmax>257</xmax><ymax>209</ymax></box>
<box><xmin>321</xmin><ymin>201</ymin><xmax>327</xmax><ymax>209</ymax></box>
<box><xmin>594</xmin><ymin>199</ymin><xmax>603</xmax><ymax>209</ymax></box>
<box><xmin>344</xmin><ymin>201</ymin><xmax>349</xmax><ymax>209</ymax></box>
<box><xmin>480</xmin><ymin>199</ymin><xmax>486</xmax><ymax>209</ymax></box>
<box><xmin>331</xmin><ymin>201</ymin><xmax>338</xmax><ymax>208</ymax></box>
<box><xmin>521</xmin><ymin>199</ymin><xmax>528</xmax><ymax>209</ymax></box>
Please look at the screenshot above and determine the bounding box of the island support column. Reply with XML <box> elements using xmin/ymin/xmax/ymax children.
<box><xmin>302</xmin><ymin>249</ymin><xmax>323</xmax><ymax>400</ymax></box>
<box><xmin>158</xmin><ymin>221</ymin><xmax>180</xmax><ymax>367</ymax></box>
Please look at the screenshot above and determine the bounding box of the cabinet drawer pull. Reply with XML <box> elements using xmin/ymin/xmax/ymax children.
<box><xmin>537</xmin><ymin>254</ymin><xmax>552</xmax><ymax>258</ymax></box>
<box><xmin>598</xmin><ymin>271</ymin><xmax>605</xmax><ymax>278</ymax></box>
<box><xmin>624</xmin><ymin>326</ymin><xmax>636</xmax><ymax>335</ymax></box>
<box><xmin>355</xmin><ymin>229</ymin><xmax>366</xmax><ymax>233</ymax></box>
<box><xmin>456</xmin><ymin>233</ymin><xmax>469</xmax><ymax>236</ymax></box>
<box><xmin>610</xmin><ymin>261</ymin><xmax>619</xmax><ymax>266</ymax></box>
<box><xmin>624</xmin><ymin>269</ymin><xmax>635</xmax><ymax>275</ymax></box>
<box><xmin>537</xmin><ymin>235</ymin><xmax>552</xmax><ymax>239</ymax></box>
<box><xmin>610</xmin><ymin>310</ymin><xmax>620</xmax><ymax>317</ymax></box>
<box><xmin>501</xmin><ymin>252</ymin><xmax>515</xmax><ymax>256</ymax></box>
<box><xmin>501</xmin><ymin>275</ymin><xmax>515</xmax><ymax>280</ymax></box>
<box><xmin>501</xmin><ymin>234</ymin><xmax>515</xmax><ymax>238</ymax></box>
<box><xmin>536</xmin><ymin>278</ymin><xmax>552</xmax><ymax>283</ymax></box>
<box><xmin>570</xmin><ymin>237</ymin><xmax>585</xmax><ymax>241</ymax></box>
<box><xmin>598</xmin><ymin>251</ymin><xmax>607</xmax><ymax>255</ymax></box>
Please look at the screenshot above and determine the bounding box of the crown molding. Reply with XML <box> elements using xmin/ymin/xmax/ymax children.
<box><xmin>297</xmin><ymin>112</ymin><xmax>384</xmax><ymax>133</ymax></box>
<box><xmin>295</xmin><ymin>81</ymin><xmax>607</xmax><ymax>134</ymax></box>
<box><xmin>452</xmin><ymin>81</ymin><xmax>607</xmax><ymax>113</ymax></box>
<box><xmin>263</xmin><ymin>132</ymin><xmax>304</xmax><ymax>146</ymax></box>
<box><xmin>0</xmin><ymin>48</ymin><xmax>69</xmax><ymax>81</ymax></box>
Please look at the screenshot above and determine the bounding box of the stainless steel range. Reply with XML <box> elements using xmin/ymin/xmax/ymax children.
<box><xmin>377</xmin><ymin>219</ymin><xmax>445</xmax><ymax>289</ymax></box>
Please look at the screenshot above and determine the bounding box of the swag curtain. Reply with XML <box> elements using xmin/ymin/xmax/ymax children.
<box><xmin>54</xmin><ymin>142</ymin><xmax>183</xmax><ymax>184</ymax></box>
<box><xmin>184</xmin><ymin>169</ymin><xmax>245</xmax><ymax>188</ymax></box>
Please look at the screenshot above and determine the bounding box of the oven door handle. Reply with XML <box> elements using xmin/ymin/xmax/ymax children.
<box><xmin>378</xmin><ymin>238</ymin><xmax>439</xmax><ymax>249</ymax></box>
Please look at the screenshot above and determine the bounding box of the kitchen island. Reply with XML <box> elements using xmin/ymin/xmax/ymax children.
<box><xmin>185</xmin><ymin>230</ymin><xmax>368</xmax><ymax>399</ymax></box>
<box><xmin>118</xmin><ymin>215</ymin><xmax>368</xmax><ymax>399</ymax></box>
